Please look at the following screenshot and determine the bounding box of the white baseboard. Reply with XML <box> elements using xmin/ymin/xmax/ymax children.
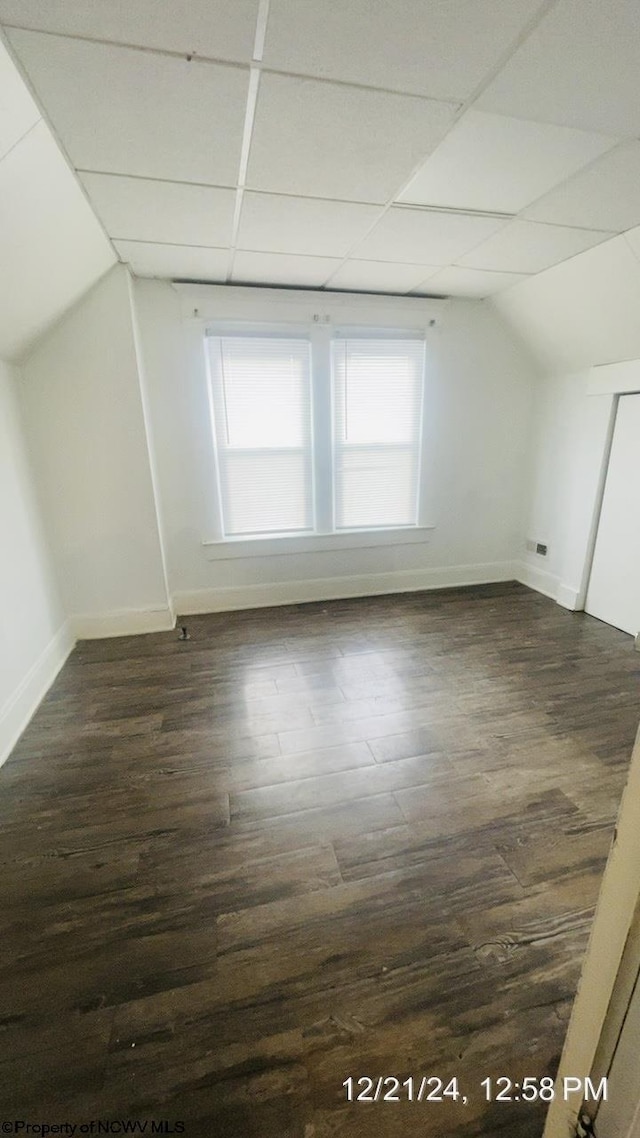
<box><xmin>0</xmin><ymin>621</ymin><xmax>75</xmax><ymax>768</ymax></box>
<box><xmin>556</xmin><ymin>583</ymin><xmax>583</xmax><ymax>611</ymax></box>
<box><xmin>173</xmin><ymin>561</ymin><xmax>518</xmax><ymax>615</ymax></box>
<box><xmin>515</xmin><ymin>560</ymin><xmax>560</xmax><ymax>601</ymax></box>
<box><xmin>515</xmin><ymin>562</ymin><xmax>585</xmax><ymax>612</ymax></box>
<box><xmin>71</xmin><ymin>606</ymin><xmax>176</xmax><ymax>639</ymax></box>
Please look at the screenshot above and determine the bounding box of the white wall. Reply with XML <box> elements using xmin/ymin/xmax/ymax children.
<box><xmin>493</xmin><ymin>229</ymin><xmax>640</xmax><ymax>613</ymax></box>
<box><xmin>7</xmin><ymin>266</ymin><xmax>539</xmax><ymax>656</ymax></box>
<box><xmin>517</xmin><ymin>371</ymin><xmax>613</xmax><ymax>609</ymax></box>
<box><xmin>18</xmin><ymin>264</ymin><xmax>173</xmax><ymax>638</ymax></box>
<box><xmin>0</xmin><ymin>357</ymin><xmax>72</xmax><ymax>765</ymax></box>
<box><xmin>132</xmin><ymin>279</ymin><xmax>538</xmax><ymax>613</ymax></box>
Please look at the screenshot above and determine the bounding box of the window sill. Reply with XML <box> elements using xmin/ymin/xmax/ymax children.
<box><xmin>202</xmin><ymin>526</ymin><xmax>434</xmax><ymax>561</ymax></box>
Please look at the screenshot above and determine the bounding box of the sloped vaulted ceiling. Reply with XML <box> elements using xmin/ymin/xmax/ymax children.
<box><xmin>0</xmin><ymin>34</ymin><xmax>114</xmax><ymax>361</ymax></box>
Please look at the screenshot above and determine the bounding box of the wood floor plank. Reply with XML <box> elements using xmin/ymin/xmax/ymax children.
<box><xmin>230</xmin><ymin>753</ymin><xmax>453</xmax><ymax>822</ymax></box>
<box><xmin>0</xmin><ymin>582</ymin><xmax>637</xmax><ymax>1135</ymax></box>
<box><xmin>226</xmin><ymin>741</ymin><xmax>377</xmax><ymax>792</ymax></box>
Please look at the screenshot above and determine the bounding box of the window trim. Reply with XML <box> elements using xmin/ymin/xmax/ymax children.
<box><xmin>202</xmin><ymin>524</ymin><xmax>435</xmax><ymax>560</ymax></box>
<box><xmin>199</xmin><ymin>293</ymin><xmax>440</xmax><ymax>548</ymax></box>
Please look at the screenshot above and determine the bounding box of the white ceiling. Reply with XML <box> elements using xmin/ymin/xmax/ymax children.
<box><xmin>0</xmin><ymin>26</ymin><xmax>38</xmax><ymax>157</ymax></box>
<box><xmin>7</xmin><ymin>31</ymin><xmax>250</xmax><ymax>185</ymax></box>
<box><xmin>113</xmin><ymin>241</ymin><xmax>229</xmax><ymax>283</ymax></box>
<box><xmin>3</xmin><ymin>0</ymin><xmax>640</xmax><ymax>301</ymax></box>
<box><xmin>398</xmin><ymin>110</ymin><xmax>614</xmax><ymax>214</ymax></box>
<box><xmin>80</xmin><ymin>174</ymin><xmax>237</xmax><ymax>249</ymax></box>
<box><xmin>477</xmin><ymin>0</ymin><xmax>640</xmax><ymax>137</ymax></box>
<box><xmin>0</xmin><ymin>39</ymin><xmax>114</xmax><ymax>359</ymax></box>
<box><xmin>522</xmin><ymin>142</ymin><xmax>640</xmax><ymax>233</ymax></box>
<box><xmin>0</xmin><ymin>1</ymin><xmax>261</xmax><ymax>61</ymax></box>
<box><xmin>261</xmin><ymin>0</ymin><xmax>546</xmax><ymax>102</ymax></box>
<box><xmin>459</xmin><ymin>219</ymin><xmax>612</xmax><ymax>274</ymax></box>
<box><xmin>236</xmin><ymin>192</ymin><xmax>380</xmax><ymax>258</ymax></box>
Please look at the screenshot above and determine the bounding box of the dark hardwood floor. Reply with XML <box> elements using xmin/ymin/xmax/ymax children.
<box><xmin>1</xmin><ymin>582</ymin><xmax>638</xmax><ymax>1137</ymax></box>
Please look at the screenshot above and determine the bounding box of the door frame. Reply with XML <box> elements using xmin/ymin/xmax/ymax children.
<box><xmin>570</xmin><ymin>362</ymin><xmax>640</xmax><ymax>616</ymax></box>
<box><xmin>543</xmin><ymin>724</ymin><xmax>640</xmax><ymax>1137</ymax></box>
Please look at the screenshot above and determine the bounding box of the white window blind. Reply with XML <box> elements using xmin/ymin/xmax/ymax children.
<box><xmin>332</xmin><ymin>337</ymin><xmax>425</xmax><ymax>530</ymax></box>
<box><xmin>207</xmin><ymin>335</ymin><xmax>314</xmax><ymax>537</ymax></box>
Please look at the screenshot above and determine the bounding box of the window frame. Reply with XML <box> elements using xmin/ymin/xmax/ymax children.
<box><xmin>200</xmin><ymin>297</ymin><xmax>438</xmax><ymax>554</ymax></box>
<box><xmin>206</xmin><ymin>329</ymin><xmax>316</xmax><ymax>540</ymax></box>
<box><xmin>330</xmin><ymin>331</ymin><xmax>427</xmax><ymax>532</ymax></box>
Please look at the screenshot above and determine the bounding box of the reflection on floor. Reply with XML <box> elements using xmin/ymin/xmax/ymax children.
<box><xmin>1</xmin><ymin>583</ymin><xmax>638</xmax><ymax>1137</ymax></box>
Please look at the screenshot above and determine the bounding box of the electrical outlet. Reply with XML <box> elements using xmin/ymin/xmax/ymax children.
<box><xmin>536</xmin><ymin>542</ymin><xmax>548</xmax><ymax>556</ymax></box>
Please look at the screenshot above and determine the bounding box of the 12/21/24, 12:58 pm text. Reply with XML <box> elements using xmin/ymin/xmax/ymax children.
<box><xmin>343</xmin><ymin>1076</ymin><xmax>608</xmax><ymax>1105</ymax></box>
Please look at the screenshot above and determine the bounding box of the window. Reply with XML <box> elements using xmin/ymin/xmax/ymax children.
<box><xmin>207</xmin><ymin>336</ymin><xmax>313</xmax><ymax>537</ymax></box>
<box><xmin>332</xmin><ymin>337</ymin><xmax>425</xmax><ymax>530</ymax></box>
<box><xmin>207</xmin><ymin>330</ymin><xmax>425</xmax><ymax>540</ymax></box>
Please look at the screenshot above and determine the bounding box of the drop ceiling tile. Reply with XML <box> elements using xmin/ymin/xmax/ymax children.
<box><xmin>523</xmin><ymin>143</ymin><xmax>640</xmax><ymax>233</ymax></box>
<box><xmin>459</xmin><ymin>220</ymin><xmax>612</xmax><ymax>274</ymax></box>
<box><xmin>231</xmin><ymin>251</ymin><xmax>341</xmax><ymax>287</ymax></box>
<box><xmin>353</xmin><ymin>207</ymin><xmax>508</xmax><ymax>265</ymax></box>
<box><xmin>7</xmin><ymin>30</ymin><xmax>248</xmax><ymax>184</ymax></box>
<box><xmin>0</xmin><ymin>120</ymin><xmax>115</xmax><ymax>359</ymax></box>
<box><xmin>246</xmin><ymin>73</ymin><xmax>458</xmax><ymax>204</ymax></box>
<box><xmin>0</xmin><ymin>0</ymin><xmax>260</xmax><ymax>62</ymax></box>
<box><xmin>415</xmin><ymin>266</ymin><xmax>529</xmax><ymax>298</ymax></box>
<box><xmin>114</xmin><ymin>240</ymin><xmax>229</xmax><ymax>281</ymax></box>
<box><xmin>398</xmin><ymin>110</ymin><xmax>615</xmax><ymax>214</ymax></box>
<box><xmin>478</xmin><ymin>0</ymin><xmax>640</xmax><ymax>137</ymax></box>
<box><xmin>80</xmin><ymin>174</ymin><xmax>236</xmax><ymax>247</ymax></box>
<box><xmin>0</xmin><ymin>38</ymin><xmax>40</xmax><ymax>162</ymax></box>
<box><xmin>263</xmin><ymin>0</ymin><xmax>546</xmax><ymax>102</ymax></box>
<box><xmin>237</xmin><ymin>192</ymin><xmax>380</xmax><ymax>258</ymax></box>
<box><xmin>326</xmin><ymin>260</ymin><xmax>440</xmax><ymax>294</ymax></box>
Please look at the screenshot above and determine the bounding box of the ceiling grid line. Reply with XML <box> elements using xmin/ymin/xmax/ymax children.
<box><xmin>71</xmin><ymin>172</ymin><xmax>628</xmax><ymax>237</ymax></box>
<box><xmin>226</xmin><ymin>0</ymin><xmax>270</xmax><ymax>282</ymax></box>
<box><xmin>0</xmin><ymin>20</ymin><xmax>487</xmax><ymax>107</ymax></box>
